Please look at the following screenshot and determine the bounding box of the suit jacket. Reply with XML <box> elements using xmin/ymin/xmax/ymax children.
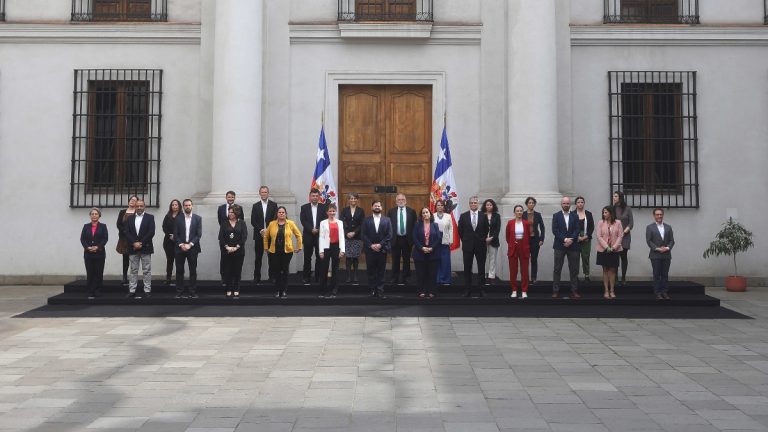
<box><xmin>551</xmin><ymin>211</ymin><xmax>580</xmax><ymax>251</ymax></box>
<box><xmin>457</xmin><ymin>210</ymin><xmax>490</xmax><ymax>254</ymax></box>
<box><xmin>388</xmin><ymin>206</ymin><xmax>418</xmax><ymax>244</ymax></box>
<box><xmin>125</xmin><ymin>213</ymin><xmax>155</xmax><ymax>254</ymax></box>
<box><xmin>525</xmin><ymin>210</ymin><xmax>546</xmax><ymax>242</ymax></box>
<box><xmin>595</xmin><ymin>220</ymin><xmax>623</xmax><ymax>253</ymax></box>
<box><xmin>263</xmin><ymin>220</ymin><xmax>303</xmax><ymax>253</ymax></box>
<box><xmin>505</xmin><ymin>219</ymin><xmax>531</xmax><ymax>257</ymax></box>
<box><xmin>340</xmin><ymin>206</ymin><xmax>365</xmax><ymax>240</ymax></box>
<box><xmin>219</xmin><ymin>219</ymin><xmax>248</xmax><ymax>256</ymax></box>
<box><xmin>80</xmin><ymin>222</ymin><xmax>108</xmax><ymax>258</ymax></box>
<box><xmin>362</xmin><ymin>215</ymin><xmax>392</xmax><ymax>254</ymax></box>
<box><xmin>250</xmin><ymin>199</ymin><xmax>278</xmax><ymax>240</ymax></box>
<box><xmin>412</xmin><ymin>221</ymin><xmax>442</xmax><ymax>261</ymax></box>
<box><xmin>646</xmin><ymin>222</ymin><xmax>674</xmax><ymax>260</ymax></box>
<box><xmin>319</xmin><ymin>219</ymin><xmax>346</xmax><ymax>251</ymax></box>
<box><xmin>174</xmin><ymin>213</ymin><xmax>203</xmax><ymax>253</ymax></box>
<box><xmin>485</xmin><ymin>213</ymin><xmax>501</xmax><ymax>248</ymax></box>
<box><xmin>300</xmin><ymin>202</ymin><xmax>328</xmax><ymax>234</ymax></box>
<box><xmin>217</xmin><ymin>203</ymin><xmax>244</xmax><ymax>226</ymax></box>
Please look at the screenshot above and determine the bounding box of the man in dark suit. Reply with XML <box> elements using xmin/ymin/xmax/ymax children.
<box><xmin>251</xmin><ymin>185</ymin><xmax>278</xmax><ymax>284</ymax></box>
<box><xmin>551</xmin><ymin>196</ymin><xmax>581</xmax><ymax>298</ymax></box>
<box><xmin>646</xmin><ymin>208</ymin><xmax>675</xmax><ymax>300</ymax></box>
<box><xmin>387</xmin><ymin>193</ymin><xmax>417</xmax><ymax>285</ymax></box>
<box><xmin>125</xmin><ymin>199</ymin><xmax>155</xmax><ymax>298</ymax></box>
<box><xmin>457</xmin><ymin>196</ymin><xmax>490</xmax><ymax>297</ymax></box>
<box><xmin>174</xmin><ymin>199</ymin><xmax>203</xmax><ymax>299</ymax></box>
<box><xmin>300</xmin><ymin>188</ymin><xmax>328</xmax><ymax>284</ymax></box>
<box><xmin>217</xmin><ymin>191</ymin><xmax>242</xmax><ymax>285</ymax></box>
<box><xmin>362</xmin><ymin>200</ymin><xmax>393</xmax><ymax>298</ymax></box>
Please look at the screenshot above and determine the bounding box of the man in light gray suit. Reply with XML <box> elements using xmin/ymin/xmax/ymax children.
<box><xmin>646</xmin><ymin>208</ymin><xmax>674</xmax><ymax>300</ymax></box>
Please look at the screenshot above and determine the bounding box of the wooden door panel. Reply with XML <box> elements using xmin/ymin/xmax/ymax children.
<box><xmin>339</xmin><ymin>85</ymin><xmax>431</xmax><ymax>216</ymax></box>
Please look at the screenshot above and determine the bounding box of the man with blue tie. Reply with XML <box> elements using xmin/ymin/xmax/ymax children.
<box><xmin>551</xmin><ymin>196</ymin><xmax>581</xmax><ymax>298</ymax></box>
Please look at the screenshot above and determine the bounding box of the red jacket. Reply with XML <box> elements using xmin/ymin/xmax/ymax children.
<box><xmin>505</xmin><ymin>219</ymin><xmax>531</xmax><ymax>257</ymax></box>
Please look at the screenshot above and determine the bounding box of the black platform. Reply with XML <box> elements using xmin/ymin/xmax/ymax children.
<box><xmin>39</xmin><ymin>275</ymin><xmax>748</xmax><ymax>319</ymax></box>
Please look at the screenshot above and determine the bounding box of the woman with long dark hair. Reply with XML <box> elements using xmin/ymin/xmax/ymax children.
<box><xmin>433</xmin><ymin>199</ymin><xmax>453</xmax><ymax>285</ymax></box>
<box><xmin>340</xmin><ymin>192</ymin><xmax>364</xmax><ymax>284</ymax></box>
<box><xmin>595</xmin><ymin>205</ymin><xmax>623</xmax><ymax>299</ymax></box>
<box><xmin>505</xmin><ymin>205</ymin><xmax>530</xmax><ymax>299</ymax></box>
<box><xmin>612</xmin><ymin>191</ymin><xmax>634</xmax><ymax>285</ymax></box>
<box><xmin>318</xmin><ymin>204</ymin><xmax>345</xmax><ymax>298</ymax></box>
<box><xmin>115</xmin><ymin>195</ymin><xmax>138</xmax><ymax>286</ymax></box>
<box><xmin>162</xmin><ymin>199</ymin><xmax>182</xmax><ymax>286</ymax></box>
<box><xmin>412</xmin><ymin>207</ymin><xmax>442</xmax><ymax>298</ymax></box>
<box><xmin>483</xmin><ymin>198</ymin><xmax>501</xmax><ymax>284</ymax></box>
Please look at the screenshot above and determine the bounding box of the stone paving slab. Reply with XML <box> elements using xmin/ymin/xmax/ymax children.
<box><xmin>0</xmin><ymin>286</ymin><xmax>768</xmax><ymax>431</ymax></box>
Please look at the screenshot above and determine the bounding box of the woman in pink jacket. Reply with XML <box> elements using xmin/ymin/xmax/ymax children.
<box><xmin>595</xmin><ymin>206</ymin><xmax>624</xmax><ymax>299</ymax></box>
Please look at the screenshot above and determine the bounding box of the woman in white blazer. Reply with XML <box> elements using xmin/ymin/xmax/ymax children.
<box><xmin>318</xmin><ymin>204</ymin><xmax>346</xmax><ymax>298</ymax></box>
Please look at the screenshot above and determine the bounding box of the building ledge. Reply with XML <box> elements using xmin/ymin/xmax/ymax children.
<box><xmin>0</xmin><ymin>22</ymin><xmax>201</xmax><ymax>44</ymax></box>
<box><xmin>572</xmin><ymin>25</ymin><xmax>768</xmax><ymax>46</ymax></box>
<box><xmin>338</xmin><ymin>22</ymin><xmax>432</xmax><ymax>38</ymax></box>
<box><xmin>290</xmin><ymin>24</ymin><xmax>481</xmax><ymax>45</ymax></box>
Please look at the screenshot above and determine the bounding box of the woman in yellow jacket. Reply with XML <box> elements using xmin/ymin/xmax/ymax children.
<box><xmin>264</xmin><ymin>206</ymin><xmax>303</xmax><ymax>298</ymax></box>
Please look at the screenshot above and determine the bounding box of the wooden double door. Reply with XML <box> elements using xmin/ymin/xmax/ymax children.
<box><xmin>338</xmin><ymin>85</ymin><xmax>433</xmax><ymax>216</ymax></box>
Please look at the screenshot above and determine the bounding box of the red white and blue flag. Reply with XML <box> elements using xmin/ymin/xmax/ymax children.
<box><xmin>429</xmin><ymin>127</ymin><xmax>461</xmax><ymax>250</ymax></box>
<box><xmin>309</xmin><ymin>127</ymin><xmax>338</xmax><ymax>205</ymax></box>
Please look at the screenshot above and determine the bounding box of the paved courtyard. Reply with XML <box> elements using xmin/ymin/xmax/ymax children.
<box><xmin>1</xmin><ymin>286</ymin><xmax>767</xmax><ymax>432</ymax></box>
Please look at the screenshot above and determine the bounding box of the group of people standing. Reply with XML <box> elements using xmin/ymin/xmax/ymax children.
<box><xmin>79</xmin><ymin>188</ymin><xmax>675</xmax><ymax>301</ymax></box>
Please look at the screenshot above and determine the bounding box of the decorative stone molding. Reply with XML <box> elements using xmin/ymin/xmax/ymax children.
<box><xmin>572</xmin><ymin>25</ymin><xmax>768</xmax><ymax>46</ymax></box>
<box><xmin>290</xmin><ymin>24</ymin><xmax>481</xmax><ymax>45</ymax></box>
<box><xmin>0</xmin><ymin>23</ymin><xmax>201</xmax><ymax>44</ymax></box>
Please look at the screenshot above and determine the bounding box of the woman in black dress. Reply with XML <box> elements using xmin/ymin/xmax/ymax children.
<box><xmin>340</xmin><ymin>192</ymin><xmax>364</xmax><ymax>284</ymax></box>
<box><xmin>219</xmin><ymin>204</ymin><xmax>248</xmax><ymax>298</ymax></box>
<box><xmin>162</xmin><ymin>199</ymin><xmax>181</xmax><ymax>286</ymax></box>
<box><xmin>483</xmin><ymin>198</ymin><xmax>501</xmax><ymax>284</ymax></box>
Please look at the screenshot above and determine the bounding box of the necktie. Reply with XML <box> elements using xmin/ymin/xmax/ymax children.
<box><xmin>399</xmin><ymin>208</ymin><xmax>405</xmax><ymax>235</ymax></box>
<box><xmin>471</xmin><ymin>212</ymin><xmax>477</xmax><ymax>229</ymax></box>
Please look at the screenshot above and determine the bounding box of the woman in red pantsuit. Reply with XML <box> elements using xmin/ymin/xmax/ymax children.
<box><xmin>505</xmin><ymin>205</ymin><xmax>531</xmax><ymax>299</ymax></box>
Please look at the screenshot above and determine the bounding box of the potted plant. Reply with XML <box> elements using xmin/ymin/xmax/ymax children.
<box><xmin>702</xmin><ymin>217</ymin><xmax>754</xmax><ymax>292</ymax></box>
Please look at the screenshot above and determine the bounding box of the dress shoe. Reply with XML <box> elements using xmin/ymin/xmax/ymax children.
<box><xmin>144</xmin><ymin>292</ymin><xmax>152</xmax><ymax>299</ymax></box>
<box><xmin>276</xmin><ymin>291</ymin><xmax>282</xmax><ymax>298</ymax></box>
<box><xmin>656</xmin><ymin>294</ymin><xmax>664</xmax><ymax>300</ymax></box>
<box><xmin>584</xmin><ymin>276</ymin><xmax>590</xmax><ymax>282</ymax></box>
<box><xmin>175</xmin><ymin>293</ymin><xmax>183</xmax><ymax>299</ymax></box>
<box><xmin>368</xmin><ymin>290</ymin><xmax>377</xmax><ymax>297</ymax></box>
<box><xmin>662</xmin><ymin>293</ymin><xmax>670</xmax><ymax>300</ymax></box>
<box><xmin>189</xmin><ymin>293</ymin><xmax>198</xmax><ymax>299</ymax></box>
<box><xmin>280</xmin><ymin>292</ymin><xmax>287</xmax><ymax>299</ymax></box>
<box><xmin>571</xmin><ymin>292</ymin><xmax>581</xmax><ymax>299</ymax></box>
<box><xmin>378</xmin><ymin>294</ymin><xmax>387</xmax><ymax>299</ymax></box>
<box><xmin>126</xmin><ymin>292</ymin><xmax>136</xmax><ymax>299</ymax></box>
<box><xmin>551</xmin><ymin>293</ymin><xmax>559</xmax><ymax>298</ymax></box>
<box><xmin>302</xmin><ymin>278</ymin><xmax>310</xmax><ymax>286</ymax></box>
<box><xmin>88</xmin><ymin>295</ymin><xmax>95</xmax><ymax>300</ymax></box>
<box><xmin>388</xmin><ymin>278</ymin><xmax>399</xmax><ymax>285</ymax></box>
<box><xmin>462</xmin><ymin>291</ymin><xmax>472</xmax><ymax>298</ymax></box>
<box><xmin>479</xmin><ymin>290</ymin><xmax>486</xmax><ymax>298</ymax></box>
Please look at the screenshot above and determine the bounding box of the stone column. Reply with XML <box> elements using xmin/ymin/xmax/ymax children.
<box><xmin>210</xmin><ymin>0</ymin><xmax>263</xmax><ymax>196</ymax></box>
<box><xmin>503</xmin><ymin>0</ymin><xmax>561</xmax><ymax>206</ymax></box>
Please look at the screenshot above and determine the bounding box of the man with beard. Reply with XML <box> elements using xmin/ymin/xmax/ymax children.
<box><xmin>217</xmin><ymin>191</ymin><xmax>242</xmax><ymax>285</ymax></box>
<box><xmin>361</xmin><ymin>200</ymin><xmax>392</xmax><ymax>298</ymax></box>
<box><xmin>300</xmin><ymin>188</ymin><xmax>328</xmax><ymax>284</ymax></box>
<box><xmin>251</xmin><ymin>185</ymin><xmax>278</xmax><ymax>284</ymax></box>
<box><xmin>125</xmin><ymin>199</ymin><xmax>155</xmax><ymax>298</ymax></box>
<box><xmin>174</xmin><ymin>199</ymin><xmax>203</xmax><ymax>299</ymax></box>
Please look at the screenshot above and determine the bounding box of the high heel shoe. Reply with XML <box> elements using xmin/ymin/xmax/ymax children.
<box><xmin>226</xmin><ymin>291</ymin><xmax>232</xmax><ymax>298</ymax></box>
<box><xmin>233</xmin><ymin>291</ymin><xmax>240</xmax><ymax>299</ymax></box>
<box><xmin>609</xmin><ymin>291</ymin><xmax>616</xmax><ymax>299</ymax></box>
<box><xmin>604</xmin><ymin>292</ymin><xmax>610</xmax><ymax>299</ymax></box>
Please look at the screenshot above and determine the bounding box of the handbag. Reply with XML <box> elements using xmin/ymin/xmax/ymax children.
<box><xmin>115</xmin><ymin>238</ymin><xmax>130</xmax><ymax>255</ymax></box>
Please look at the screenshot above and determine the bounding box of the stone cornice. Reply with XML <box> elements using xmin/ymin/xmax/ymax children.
<box><xmin>0</xmin><ymin>23</ymin><xmax>201</xmax><ymax>44</ymax></box>
<box><xmin>289</xmin><ymin>23</ymin><xmax>482</xmax><ymax>45</ymax></box>
<box><xmin>572</xmin><ymin>25</ymin><xmax>768</xmax><ymax>46</ymax></box>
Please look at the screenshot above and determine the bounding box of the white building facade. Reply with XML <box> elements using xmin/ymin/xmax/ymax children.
<box><xmin>0</xmin><ymin>0</ymin><xmax>766</xmax><ymax>284</ymax></box>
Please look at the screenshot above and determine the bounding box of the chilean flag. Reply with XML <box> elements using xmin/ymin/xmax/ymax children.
<box><xmin>309</xmin><ymin>127</ymin><xmax>338</xmax><ymax>205</ymax></box>
<box><xmin>429</xmin><ymin>127</ymin><xmax>461</xmax><ymax>251</ymax></box>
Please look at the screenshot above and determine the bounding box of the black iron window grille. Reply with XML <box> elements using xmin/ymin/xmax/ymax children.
<box><xmin>338</xmin><ymin>0</ymin><xmax>433</xmax><ymax>22</ymax></box>
<box><xmin>608</xmin><ymin>71</ymin><xmax>698</xmax><ymax>208</ymax></box>
<box><xmin>72</xmin><ymin>0</ymin><xmax>167</xmax><ymax>22</ymax></box>
<box><xmin>765</xmin><ymin>0</ymin><xmax>767</xmax><ymax>24</ymax></box>
<box><xmin>1</xmin><ymin>0</ymin><xmax>5</xmax><ymax>21</ymax></box>
<box><xmin>71</xmin><ymin>69</ymin><xmax>162</xmax><ymax>208</ymax></box>
<box><xmin>604</xmin><ymin>0</ymin><xmax>699</xmax><ymax>24</ymax></box>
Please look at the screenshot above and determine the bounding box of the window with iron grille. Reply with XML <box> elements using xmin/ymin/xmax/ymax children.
<box><xmin>338</xmin><ymin>0</ymin><xmax>433</xmax><ymax>22</ymax></box>
<box><xmin>604</xmin><ymin>0</ymin><xmax>699</xmax><ymax>24</ymax></box>
<box><xmin>72</xmin><ymin>0</ymin><xmax>167</xmax><ymax>22</ymax></box>
<box><xmin>608</xmin><ymin>71</ymin><xmax>698</xmax><ymax>208</ymax></box>
<box><xmin>71</xmin><ymin>69</ymin><xmax>162</xmax><ymax>208</ymax></box>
